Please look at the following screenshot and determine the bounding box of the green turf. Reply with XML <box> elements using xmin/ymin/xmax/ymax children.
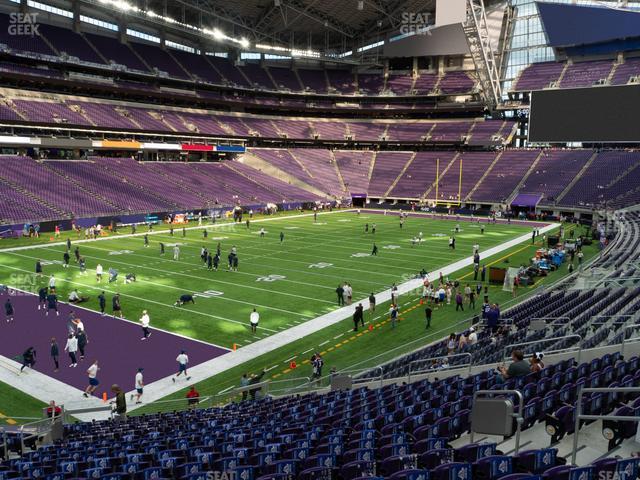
<box><xmin>0</xmin><ymin>211</ymin><xmax>533</xmax><ymax>348</ymax></box>
<box><xmin>0</xmin><ymin>380</ymin><xmax>46</xmax><ymax>425</ymax></box>
<box><xmin>0</xmin><ymin>210</ymin><xmax>593</xmax><ymax>416</ymax></box>
<box><xmin>130</xmin><ymin>221</ymin><xmax>596</xmax><ymax>412</ymax></box>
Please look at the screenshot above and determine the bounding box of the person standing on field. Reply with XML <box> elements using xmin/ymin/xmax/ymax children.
<box><xmin>250</xmin><ymin>308</ymin><xmax>259</xmax><ymax>333</ymax></box>
<box><xmin>140</xmin><ymin>310</ymin><xmax>151</xmax><ymax>340</ymax></box>
<box><xmin>50</xmin><ymin>337</ymin><xmax>59</xmax><ymax>372</ymax></box>
<box><xmin>336</xmin><ymin>284</ymin><xmax>344</xmax><ymax>306</ymax></box>
<box><xmin>132</xmin><ymin>368</ymin><xmax>144</xmax><ymax>404</ymax></box>
<box><xmin>4</xmin><ymin>298</ymin><xmax>14</xmax><ymax>323</ymax></box>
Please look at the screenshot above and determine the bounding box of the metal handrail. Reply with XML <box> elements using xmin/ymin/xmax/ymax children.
<box><xmin>129</xmin><ymin>396</ymin><xmax>215</xmax><ymax>415</ymax></box>
<box><xmin>266</xmin><ymin>377</ymin><xmax>315</xmax><ymax>396</ymax></box>
<box><xmin>270</xmin><ymin>367</ymin><xmax>385</xmax><ymax>398</ymax></box>
<box><xmin>621</xmin><ymin>324</ymin><xmax>640</xmax><ymax>356</ymax></box>
<box><xmin>408</xmin><ymin>353</ymin><xmax>473</xmax><ymax>383</ymax></box>
<box><xmin>18</xmin><ymin>416</ymin><xmax>56</xmax><ymax>453</ymax></box>
<box><xmin>534</xmin><ymin>316</ymin><xmax>570</xmax><ymax>324</ymax></box>
<box><xmin>586</xmin><ymin>315</ymin><xmax>634</xmax><ymax>330</ymax></box>
<box><xmin>572</xmin><ymin>387</ymin><xmax>640</xmax><ymax>465</ymax></box>
<box><xmin>591</xmin><ymin>315</ymin><xmax>633</xmax><ymax>321</ymax></box>
<box><xmin>503</xmin><ymin>334</ymin><xmax>583</xmax><ymax>362</ymax></box>
<box><xmin>340</xmin><ymin>366</ymin><xmax>384</xmax><ymax>389</ymax></box>
<box><xmin>62</xmin><ymin>405</ymin><xmax>113</xmax><ymax>423</ymax></box>
<box><xmin>471</xmin><ymin>389</ymin><xmax>524</xmax><ymax>454</ymax></box>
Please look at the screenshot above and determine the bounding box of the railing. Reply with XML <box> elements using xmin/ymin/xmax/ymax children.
<box><xmin>538</xmin><ymin>316</ymin><xmax>571</xmax><ymax>327</ymax></box>
<box><xmin>340</xmin><ymin>366</ymin><xmax>384</xmax><ymax>389</ymax></box>
<box><xmin>621</xmin><ymin>324</ymin><xmax>640</xmax><ymax>356</ymax></box>
<box><xmin>340</xmin><ymin>314</ymin><xmax>481</xmax><ymax>381</ymax></box>
<box><xmin>265</xmin><ymin>376</ymin><xmax>316</xmax><ymax>397</ymax></box>
<box><xmin>128</xmin><ymin>396</ymin><xmax>217</xmax><ymax>416</ymax></box>
<box><xmin>408</xmin><ymin>353</ymin><xmax>473</xmax><ymax>383</ymax></box>
<box><xmin>588</xmin><ymin>314</ymin><xmax>633</xmax><ymax>327</ymax></box>
<box><xmin>61</xmin><ymin>403</ymin><xmax>113</xmax><ymax>423</ymax></box>
<box><xmin>17</xmin><ymin>416</ymin><xmax>57</xmax><ymax>453</ymax></box>
<box><xmin>571</xmin><ymin>387</ymin><xmax>640</xmax><ymax>465</ymax></box>
<box><xmin>503</xmin><ymin>334</ymin><xmax>583</xmax><ymax>362</ymax></box>
<box><xmin>268</xmin><ymin>367</ymin><xmax>385</xmax><ymax>398</ymax></box>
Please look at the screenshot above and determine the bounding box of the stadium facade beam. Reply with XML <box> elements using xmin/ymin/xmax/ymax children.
<box><xmin>75</xmin><ymin>0</ymin><xmax>282</xmax><ymax>45</ymax></box>
<box><xmin>463</xmin><ymin>0</ymin><xmax>503</xmax><ymax>110</ymax></box>
<box><xmin>358</xmin><ymin>0</ymin><xmax>433</xmax><ymax>47</ymax></box>
<box><xmin>251</xmin><ymin>0</ymin><xmax>358</xmax><ymax>39</ymax></box>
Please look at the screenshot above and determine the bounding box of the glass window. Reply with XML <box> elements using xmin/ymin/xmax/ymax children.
<box><xmin>27</xmin><ymin>0</ymin><xmax>73</xmax><ymax>18</ymax></box>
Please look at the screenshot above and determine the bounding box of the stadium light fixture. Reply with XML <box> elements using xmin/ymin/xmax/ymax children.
<box><xmin>255</xmin><ymin>42</ymin><xmax>321</xmax><ymax>58</ymax></box>
<box><xmin>98</xmin><ymin>0</ymin><xmax>139</xmax><ymax>12</ymax></box>
<box><xmin>97</xmin><ymin>0</ymin><xmax>254</xmax><ymax>51</ymax></box>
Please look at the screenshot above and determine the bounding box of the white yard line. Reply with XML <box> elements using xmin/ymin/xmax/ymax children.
<box><xmin>10</xmin><ymin>249</ymin><xmax>312</xmax><ymax>319</ymax></box>
<box><xmin>0</xmin><ymin>264</ymin><xmax>279</xmax><ymax>333</ymax></box>
<box><xmin>6</xmin><ymin>248</ymin><xmax>335</xmax><ymax>307</ymax></box>
<box><xmin>0</xmin><ymin>209</ymin><xmax>355</xmax><ymax>253</ymax></box>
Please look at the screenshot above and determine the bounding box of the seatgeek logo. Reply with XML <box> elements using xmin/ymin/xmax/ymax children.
<box><xmin>204</xmin><ymin>474</ymin><xmax>293</xmax><ymax>480</ymax></box>
<box><xmin>8</xmin><ymin>12</ymin><xmax>39</xmax><ymax>36</ymax></box>
<box><xmin>599</xmin><ymin>474</ymin><xmax>632</xmax><ymax>480</ymax></box>
<box><xmin>399</xmin><ymin>12</ymin><xmax>433</xmax><ymax>36</ymax></box>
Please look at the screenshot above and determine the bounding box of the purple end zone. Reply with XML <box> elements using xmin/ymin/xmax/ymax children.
<box><xmin>0</xmin><ymin>291</ymin><xmax>228</xmax><ymax>394</ymax></box>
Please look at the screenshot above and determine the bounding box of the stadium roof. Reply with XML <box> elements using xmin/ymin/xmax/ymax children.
<box><xmin>99</xmin><ymin>0</ymin><xmax>436</xmax><ymax>56</ymax></box>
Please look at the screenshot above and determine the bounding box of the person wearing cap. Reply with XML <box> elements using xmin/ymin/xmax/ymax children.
<box><xmin>140</xmin><ymin>310</ymin><xmax>151</xmax><ymax>340</ymax></box>
<box><xmin>467</xmin><ymin>327</ymin><xmax>478</xmax><ymax>345</ymax></box>
<box><xmin>131</xmin><ymin>368</ymin><xmax>144</xmax><ymax>404</ymax></box>
<box><xmin>172</xmin><ymin>350</ymin><xmax>190</xmax><ymax>382</ymax></box>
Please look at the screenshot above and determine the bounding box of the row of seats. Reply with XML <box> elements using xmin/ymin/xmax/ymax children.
<box><xmin>1</xmin><ymin>351</ymin><xmax>638</xmax><ymax>479</ymax></box>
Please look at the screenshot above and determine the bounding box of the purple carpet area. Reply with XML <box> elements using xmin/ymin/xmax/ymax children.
<box><xmin>0</xmin><ymin>290</ymin><xmax>228</xmax><ymax>395</ymax></box>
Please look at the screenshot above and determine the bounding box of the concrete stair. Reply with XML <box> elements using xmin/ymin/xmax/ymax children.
<box><xmin>383</xmin><ymin>152</ymin><xmax>418</xmax><ymax>197</ymax></box>
<box><xmin>555</xmin><ymin>151</ymin><xmax>599</xmax><ymax>204</ymax></box>
<box><xmin>464</xmin><ymin>151</ymin><xmax>503</xmax><ymax>201</ymax></box>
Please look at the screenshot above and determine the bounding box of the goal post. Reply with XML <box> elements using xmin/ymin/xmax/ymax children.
<box><xmin>432</xmin><ymin>156</ymin><xmax>463</xmax><ymax>206</ymax></box>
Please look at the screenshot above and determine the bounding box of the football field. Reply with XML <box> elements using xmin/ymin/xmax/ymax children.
<box><xmin>0</xmin><ymin>210</ymin><xmax>532</xmax><ymax>349</ymax></box>
<box><xmin>0</xmin><ymin>209</ymin><xmax>585</xmax><ymax>415</ymax></box>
